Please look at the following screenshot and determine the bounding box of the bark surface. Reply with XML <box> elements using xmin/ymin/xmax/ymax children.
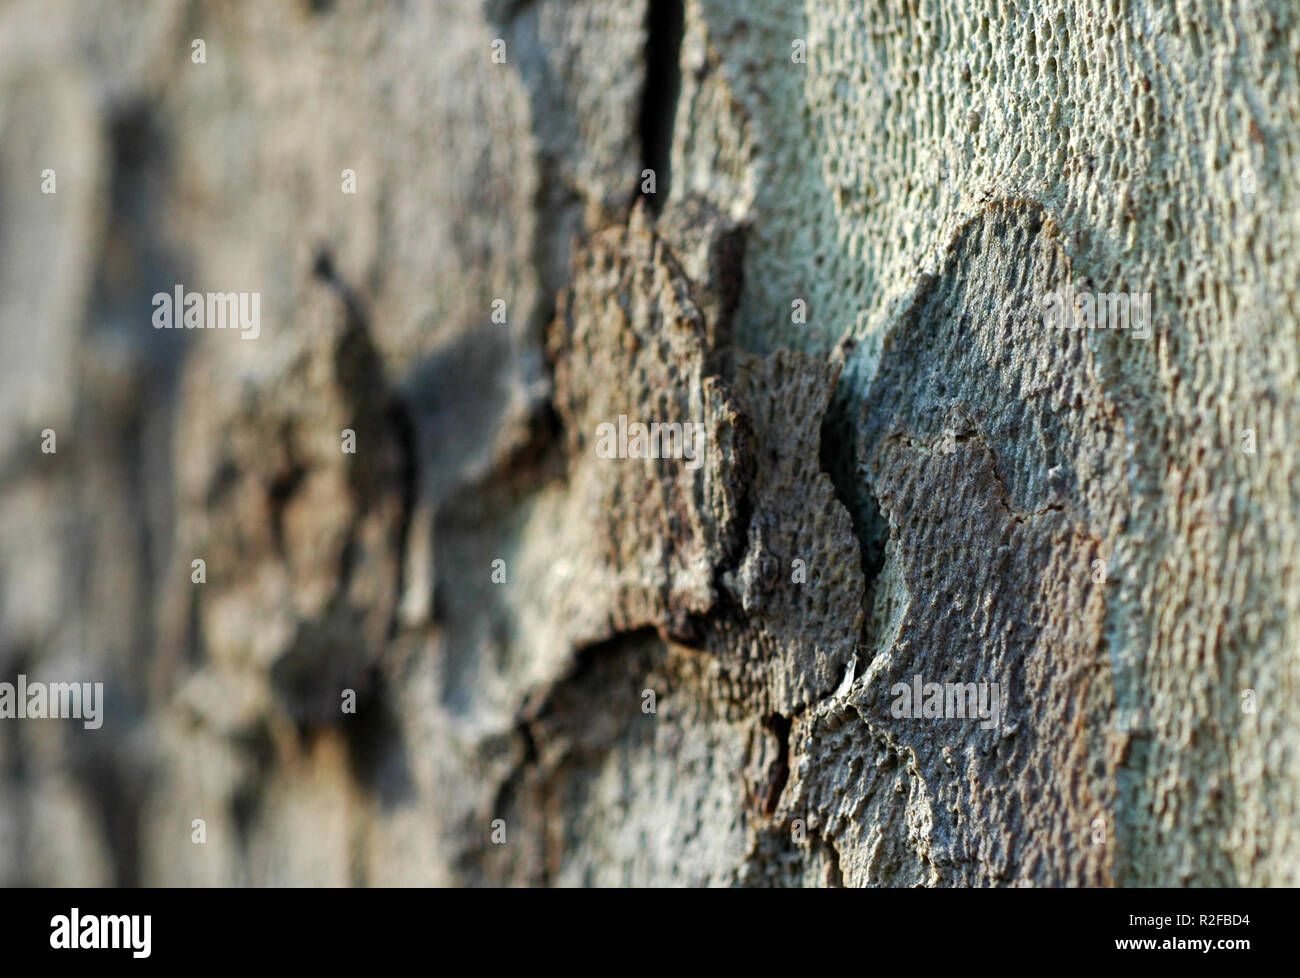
<box><xmin>0</xmin><ymin>0</ymin><xmax>1296</xmax><ymax>886</ymax></box>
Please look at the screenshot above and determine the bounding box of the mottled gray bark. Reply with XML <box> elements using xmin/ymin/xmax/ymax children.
<box><xmin>0</xmin><ymin>0</ymin><xmax>1296</xmax><ymax>886</ymax></box>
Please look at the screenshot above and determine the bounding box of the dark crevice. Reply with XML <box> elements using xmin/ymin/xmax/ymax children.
<box><xmin>64</xmin><ymin>99</ymin><xmax>183</xmax><ymax>887</ymax></box>
<box><xmin>385</xmin><ymin>397</ymin><xmax>419</xmax><ymax>639</ymax></box>
<box><xmin>529</xmin><ymin>625</ymin><xmax>664</xmax><ymax>722</ymax></box>
<box><xmin>262</xmin><ymin>252</ymin><xmax>414</xmax><ymax>739</ymax></box>
<box><xmin>229</xmin><ymin>785</ymin><xmax>260</xmax><ymax>866</ymax></box>
<box><xmin>763</xmin><ymin>713</ymin><xmax>792</xmax><ymax>816</ymax></box>
<box><xmin>343</xmin><ymin>666</ymin><xmax>415</xmax><ymax>809</ymax></box>
<box><xmin>491</xmin><ymin>627</ymin><xmax>671</xmax><ymax>885</ymax></box>
<box><xmin>271</xmin><ymin>618</ymin><xmax>371</xmax><ymax>729</ymax></box>
<box><xmin>227</xmin><ymin>723</ymin><xmax>275</xmax><ymax>869</ymax></box>
<box><xmin>70</xmin><ymin>713</ymin><xmax>146</xmax><ymax>887</ymax></box>
<box><xmin>266</xmin><ymin>453</ymin><xmax>307</xmax><ymax>559</ymax></box>
<box><xmin>638</xmin><ymin>0</ymin><xmax>684</xmax><ymax>213</ymax></box>
<box><xmin>481</xmin><ymin>717</ymin><xmax>550</xmax><ymax>887</ymax></box>
<box><xmin>821</xmin><ymin>376</ymin><xmax>888</xmax><ymax>588</ymax></box>
<box><xmin>311</xmin><ymin>246</ymin><xmax>419</xmax><ymax>634</ymax></box>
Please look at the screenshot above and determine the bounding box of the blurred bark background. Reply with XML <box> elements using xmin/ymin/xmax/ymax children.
<box><xmin>0</xmin><ymin>0</ymin><xmax>1297</xmax><ymax>886</ymax></box>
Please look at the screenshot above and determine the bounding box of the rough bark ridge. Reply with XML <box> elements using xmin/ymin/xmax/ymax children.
<box><xmin>0</xmin><ymin>0</ymin><xmax>1296</xmax><ymax>886</ymax></box>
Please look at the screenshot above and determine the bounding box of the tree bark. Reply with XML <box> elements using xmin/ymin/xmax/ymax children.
<box><xmin>0</xmin><ymin>0</ymin><xmax>1295</xmax><ymax>886</ymax></box>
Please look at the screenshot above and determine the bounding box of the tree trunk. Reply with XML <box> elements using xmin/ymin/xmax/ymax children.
<box><xmin>0</xmin><ymin>0</ymin><xmax>1295</xmax><ymax>887</ymax></box>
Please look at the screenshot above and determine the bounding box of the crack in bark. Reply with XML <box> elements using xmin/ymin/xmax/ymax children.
<box><xmin>637</xmin><ymin>0</ymin><xmax>684</xmax><ymax>213</ymax></box>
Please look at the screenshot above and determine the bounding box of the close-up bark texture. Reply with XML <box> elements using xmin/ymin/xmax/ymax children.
<box><xmin>0</xmin><ymin>0</ymin><xmax>1297</xmax><ymax>886</ymax></box>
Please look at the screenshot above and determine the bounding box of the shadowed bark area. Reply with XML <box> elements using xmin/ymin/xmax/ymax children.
<box><xmin>0</xmin><ymin>0</ymin><xmax>1296</xmax><ymax>887</ymax></box>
